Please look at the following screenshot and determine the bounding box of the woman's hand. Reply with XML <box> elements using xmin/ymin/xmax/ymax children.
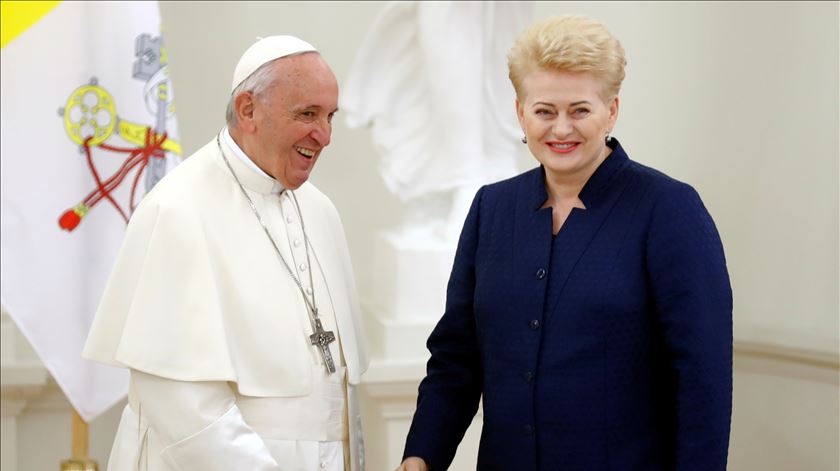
<box><xmin>395</xmin><ymin>456</ymin><xmax>429</xmax><ymax>471</ymax></box>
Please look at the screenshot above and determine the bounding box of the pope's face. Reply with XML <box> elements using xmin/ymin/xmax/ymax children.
<box><xmin>249</xmin><ymin>53</ymin><xmax>338</xmax><ymax>189</ymax></box>
<box><xmin>517</xmin><ymin>69</ymin><xmax>618</xmax><ymax>182</ymax></box>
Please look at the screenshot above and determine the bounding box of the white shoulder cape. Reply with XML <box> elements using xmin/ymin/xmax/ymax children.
<box><xmin>83</xmin><ymin>138</ymin><xmax>368</xmax><ymax>396</ymax></box>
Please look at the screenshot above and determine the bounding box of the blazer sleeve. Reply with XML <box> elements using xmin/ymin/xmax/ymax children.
<box><xmin>646</xmin><ymin>182</ymin><xmax>733</xmax><ymax>470</ymax></box>
<box><xmin>402</xmin><ymin>187</ymin><xmax>486</xmax><ymax>470</ymax></box>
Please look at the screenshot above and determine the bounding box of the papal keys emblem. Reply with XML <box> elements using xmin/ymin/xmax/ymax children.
<box><xmin>57</xmin><ymin>33</ymin><xmax>181</xmax><ymax>231</ymax></box>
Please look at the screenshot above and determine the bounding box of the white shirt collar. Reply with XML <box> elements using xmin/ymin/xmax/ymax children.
<box><xmin>222</xmin><ymin>126</ymin><xmax>285</xmax><ymax>194</ymax></box>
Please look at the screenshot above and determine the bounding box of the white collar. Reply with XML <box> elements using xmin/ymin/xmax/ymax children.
<box><xmin>222</xmin><ymin>126</ymin><xmax>285</xmax><ymax>194</ymax></box>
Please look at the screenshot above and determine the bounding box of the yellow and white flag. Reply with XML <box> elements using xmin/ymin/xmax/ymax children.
<box><xmin>1</xmin><ymin>1</ymin><xmax>181</xmax><ymax>421</ymax></box>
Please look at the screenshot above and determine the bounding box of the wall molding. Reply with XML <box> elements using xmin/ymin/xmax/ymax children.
<box><xmin>734</xmin><ymin>339</ymin><xmax>838</xmax><ymax>370</ymax></box>
<box><xmin>733</xmin><ymin>339</ymin><xmax>839</xmax><ymax>386</ymax></box>
<box><xmin>2</xmin><ymin>336</ymin><xmax>837</xmax><ymax>418</ymax></box>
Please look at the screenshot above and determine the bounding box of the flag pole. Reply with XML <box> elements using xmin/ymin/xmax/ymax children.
<box><xmin>60</xmin><ymin>408</ymin><xmax>98</xmax><ymax>471</ymax></box>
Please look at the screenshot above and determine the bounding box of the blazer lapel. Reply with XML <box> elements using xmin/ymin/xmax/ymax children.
<box><xmin>512</xmin><ymin>167</ymin><xmax>554</xmax><ymax>318</ymax></box>
<box><xmin>545</xmin><ymin>144</ymin><xmax>632</xmax><ymax>322</ymax></box>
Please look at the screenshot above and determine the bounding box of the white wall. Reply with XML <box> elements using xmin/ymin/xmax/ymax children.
<box><xmin>1</xmin><ymin>1</ymin><xmax>837</xmax><ymax>470</ymax></box>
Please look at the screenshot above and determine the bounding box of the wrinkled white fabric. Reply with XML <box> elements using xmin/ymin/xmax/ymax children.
<box><xmin>103</xmin><ymin>370</ymin><xmax>348</xmax><ymax>471</ymax></box>
<box><xmin>83</xmin><ymin>135</ymin><xmax>368</xmax><ymax>392</ymax></box>
<box><xmin>342</xmin><ymin>1</ymin><xmax>534</xmax><ymax>202</ymax></box>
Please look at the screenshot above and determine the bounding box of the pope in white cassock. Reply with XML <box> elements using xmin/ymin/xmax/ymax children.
<box><xmin>83</xmin><ymin>36</ymin><xmax>369</xmax><ymax>471</ymax></box>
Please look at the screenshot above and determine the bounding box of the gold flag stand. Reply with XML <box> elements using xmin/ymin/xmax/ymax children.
<box><xmin>60</xmin><ymin>409</ymin><xmax>98</xmax><ymax>471</ymax></box>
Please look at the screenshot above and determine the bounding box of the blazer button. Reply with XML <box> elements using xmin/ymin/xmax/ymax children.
<box><xmin>535</xmin><ymin>268</ymin><xmax>546</xmax><ymax>279</ymax></box>
<box><xmin>522</xmin><ymin>371</ymin><xmax>533</xmax><ymax>383</ymax></box>
<box><xmin>524</xmin><ymin>424</ymin><xmax>534</xmax><ymax>436</ymax></box>
<box><xmin>529</xmin><ymin>319</ymin><xmax>540</xmax><ymax>330</ymax></box>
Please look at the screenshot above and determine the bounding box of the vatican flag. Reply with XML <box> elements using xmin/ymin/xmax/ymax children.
<box><xmin>1</xmin><ymin>1</ymin><xmax>181</xmax><ymax>421</ymax></box>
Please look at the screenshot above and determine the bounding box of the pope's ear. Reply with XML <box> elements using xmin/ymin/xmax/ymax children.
<box><xmin>234</xmin><ymin>91</ymin><xmax>257</xmax><ymax>132</ymax></box>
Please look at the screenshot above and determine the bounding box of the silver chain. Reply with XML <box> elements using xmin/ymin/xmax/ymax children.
<box><xmin>216</xmin><ymin>135</ymin><xmax>321</xmax><ymax>330</ymax></box>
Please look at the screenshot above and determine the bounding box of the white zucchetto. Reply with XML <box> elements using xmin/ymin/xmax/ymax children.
<box><xmin>231</xmin><ymin>35</ymin><xmax>318</xmax><ymax>92</ymax></box>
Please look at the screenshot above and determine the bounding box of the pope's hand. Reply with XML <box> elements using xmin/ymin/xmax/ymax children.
<box><xmin>396</xmin><ymin>456</ymin><xmax>429</xmax><ymax>471</ymax></box>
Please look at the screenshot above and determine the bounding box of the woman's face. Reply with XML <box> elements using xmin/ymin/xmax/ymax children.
<box><xmin>517</xmin><ymin>69</ymin><xmax>618</xmax><ymax>183</ymax></box>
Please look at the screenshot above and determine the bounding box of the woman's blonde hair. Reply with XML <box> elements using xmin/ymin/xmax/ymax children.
<box><xmin>508</xmin><ymin>15</ymin><xmax>626</xmax><ymax>101</ymax></box>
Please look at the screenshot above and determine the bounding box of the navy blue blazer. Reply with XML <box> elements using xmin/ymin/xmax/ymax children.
<box><xmin>403</xmin><ymin>140</ymin><xmax>732</xmax><ymax>470</ymax></box>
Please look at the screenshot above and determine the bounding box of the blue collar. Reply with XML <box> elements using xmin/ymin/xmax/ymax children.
<box><xmin>525</xmin><ymin>138</ymin><xmax>630</xmax><ymax>211</ymax></box>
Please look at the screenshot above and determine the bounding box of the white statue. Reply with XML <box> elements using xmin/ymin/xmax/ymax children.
<box><xmin>343</xmin><ymin>1</ymin><xmax>534</xmax><ymax>241</ymax></box>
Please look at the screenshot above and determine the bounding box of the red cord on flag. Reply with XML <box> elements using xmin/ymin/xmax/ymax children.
<box><xmin>58</xmin><ymin>129</ymin><xmax>166</xmax><ymax>232</ymax></box>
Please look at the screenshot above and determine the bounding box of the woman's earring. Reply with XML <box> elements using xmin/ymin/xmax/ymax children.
<box><xmin>605</xmin><ymin>133</ymin><xmax>611</xmax><ymax>143</ymax></box>
<box><xmin>521</xmin><ymin>136</ymin><xmax>528</xmax><ymax>144</ymax></box>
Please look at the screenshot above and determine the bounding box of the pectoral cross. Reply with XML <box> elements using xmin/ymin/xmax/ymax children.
<box><xmin>309</xmin><ymin>317</ymin><xmax>336</xmax><ymax>374</ymax></box>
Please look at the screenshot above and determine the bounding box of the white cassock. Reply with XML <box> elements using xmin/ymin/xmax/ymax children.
<box><xmin>83</xmin><ymin>127</ymin><xmax>369</xmax><ymax>470</ymax></box>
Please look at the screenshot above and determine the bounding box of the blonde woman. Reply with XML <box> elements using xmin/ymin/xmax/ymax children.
<box><xmin>399</xmin><ymin>15</ymin><xmax>732</xmax><ymax>471</ymax></box>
